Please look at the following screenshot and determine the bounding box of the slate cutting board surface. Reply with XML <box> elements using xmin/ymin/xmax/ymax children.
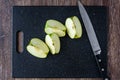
<box><xmin>12</xmin><ymin>6</ymin><xmax>108</xmax><ymax>78</ymax></box>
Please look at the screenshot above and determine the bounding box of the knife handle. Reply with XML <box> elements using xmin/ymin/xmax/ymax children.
<box><xmin>94</xmin><ymin>51</ymin><xmax>110</xmax><ymax>80</ymax></box>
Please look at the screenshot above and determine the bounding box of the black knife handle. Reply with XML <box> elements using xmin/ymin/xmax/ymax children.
<box><xmin>94</xmin><ymin>51</ymin><xmax>110</xmax><ymax>80</ymax></box>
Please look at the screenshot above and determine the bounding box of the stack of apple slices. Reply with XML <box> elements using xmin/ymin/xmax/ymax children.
<box><xmin>65</xmin><ymin>16</ymin><xmax>82</xmax><ymax>39</ymax></box>
<box><xmin>44</xmin><ymin>20</ymin><xmax>66</xmax><ymax>55</ymax></box>
<box><xmin>26</xmin><ymin>16</ymin><xmax>82</xmax><ymax>58</ymax></box>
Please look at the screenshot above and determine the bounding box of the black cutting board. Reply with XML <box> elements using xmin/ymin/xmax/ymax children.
<box><xmin>12</xmin><ymin>6</ymin><xmax>108</xmax><ymax>78</ymax></box>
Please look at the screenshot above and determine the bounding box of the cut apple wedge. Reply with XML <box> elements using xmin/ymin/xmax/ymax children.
<box><xmin>45</xmin><ymin>33</ymin><xmax>60</xmax><ymax>54</ymax></box>
<box><xmin>26</xmin><ymin>38</ymin><xmax>49</xmax><ymax>58</ymax></box>
<box><xmin>65</xmin><ymin>18</ymin><xmax>76</xmax><ymax>38</ymax></box>
<box><xmin>73</xmin><ymin>16</ymin><xmax>82</xmax><ymax>38</ymax></box>
<box><xmin>45</xmin><ymin>20</ymin><xmax>66</xmax><ymax>37</ymax></box>
<box><xmin>65</xmin><ymin>16</ymin><xmax>82</xmax><ymax>39</ymax></box>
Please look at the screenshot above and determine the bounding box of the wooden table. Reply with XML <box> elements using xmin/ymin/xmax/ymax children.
<box><xmin>0</xmin><ymin>0</ymin><xmax>120</xmax><ymax>80</ymax></box>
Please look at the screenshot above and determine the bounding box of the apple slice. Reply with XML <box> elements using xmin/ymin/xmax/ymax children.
<box><xmin>65</xmin><ymin>16</ymin><xmax>82</xmax><ymax>39</ymax></box>
<box><xmin>72</xmin><ymin>16</ymin><xmax>82</xmax><ymax>38</ymax></box>
<box><xmin>45</xmin><ymin>33</ymin><xmax>60</xmax><ymax>54</ymax></box>
<box><xmin>45</xmin><ymin>19</ymin><xmax>66</xmax><ymax>37</ymax></box>
<box><xmin>65</xmin><ymin>18</ymin><xmax>76</xmax><ymax>38</ymax></box>
<box><xmin>26</xmin><ymin>38</ymin><xmax>49</xmax><ymax>58</ymax></box>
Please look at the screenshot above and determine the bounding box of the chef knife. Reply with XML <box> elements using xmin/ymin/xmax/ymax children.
<box><xmin>77</xmin><ymin>0</ymin><xmax>109</xmax><ymax>80</ymax></box>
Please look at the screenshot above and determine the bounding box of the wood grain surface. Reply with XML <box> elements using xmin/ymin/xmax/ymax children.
<box><xmin>0</xmin><ymin>0</ymin><xmax>120</xmax><ymax>80</ymax></box>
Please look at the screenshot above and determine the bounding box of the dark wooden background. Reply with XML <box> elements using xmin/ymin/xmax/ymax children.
<box><xmin>0</xmin><ymin>0</ymin><xmax>120</xmax><ymax>80</ymax></box>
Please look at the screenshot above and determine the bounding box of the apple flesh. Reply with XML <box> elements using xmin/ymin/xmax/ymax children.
<box><xmin>26</xmin><ymin>38</ymin><xmax>49</xmax><ymax>58</ymax></box>
<box><xmin>45</xmin><ymin>20</ymin><xmax>66</xmax><ymax>37</ymax></box>
<box><xmin>45</xmin><ymin>33</ymin><xmax>60</xmax><ymax>54</ymax></box>
<box><xmin>73</xmin><ymin>16</ymin><xmax>82</xmax><ymax>38</ymax></box>
<box><xmin>65</xmin><ymin>16</ymin><xmax>82</xmax><ymax>39</ymax></box>
<box><xmin>65</xmin><ymin>18</ymin><xmax>76</xmax><ymax>38</ymax></box>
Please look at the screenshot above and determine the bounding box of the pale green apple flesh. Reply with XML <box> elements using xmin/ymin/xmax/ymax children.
<box><xmin>45</xmin><ymin>20</ymin><xmax>66</xmax><ymax>37</ymax></box>
<box><xmin>72</xmin><ymin>16</ymin><xmax>82</xmax><ymax>38</ymax></box>
<box><xmin>65</xmin><ymin>16</ymin><xmax>82</xmax><ymax>39</ymax></box>
<box><xmin>26</xmin><ymin>38</ymin><xmax>49</xmax><ymax>58</ymax></box>
<box><xmin>45</xmin><ymin>33</ymin><xmax>60</xmax><ymax>54</ymax></box>
<box><xmin>65</xmin><ymin>18</ymin><xmax>76</xmax><ymax>38</ymax></box>
<box><xmin>45</xmin><ymin>27</ymin><xmax>65</xmax><ymax>37</ymax></box>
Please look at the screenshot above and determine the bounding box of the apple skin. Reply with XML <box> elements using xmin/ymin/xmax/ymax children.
<box><xmin>45</xmin><ymin>33</ymin><xmax>60</xmax><ymax>55</ymax></box>
<box><xmin>45</xmin><ymin>19</ymin><xmax>66</xmax><ymax>37</ymax></box>
<box><xmin>65</xmin><ymin>16</ymin><xmax>82</xmax><ymax>39</ymax></box>
<box><xmin>26</xmin><ymin>38</ymin><xmax>49</xmax><ymax>58</ymax></box>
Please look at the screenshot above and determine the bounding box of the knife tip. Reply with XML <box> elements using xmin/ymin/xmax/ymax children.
<box><xmin>77</xmin><ymin>0</ymin><xmax>82</xmax><ymax>6</ymax></box>
<box><xmin>77</xmin><ymin>0</ymin><xmax>84</xmax><ymax>8</ymax></box>
<box><xmin>77</xmin><ymin>0</ymin><xmax>80</xmax><ymax>4</ymax></box>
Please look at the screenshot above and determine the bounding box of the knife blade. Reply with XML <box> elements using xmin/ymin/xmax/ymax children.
<box><xmin>77</xmin><ymin>0</ymin><xmax>109</xmax><ymax>80</ymax></box>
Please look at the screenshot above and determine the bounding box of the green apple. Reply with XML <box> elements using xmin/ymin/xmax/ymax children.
<box><xmin>65</xmin><ymin>16</ymin><xmax>82</xmax><ymax>39</ymax></box>
<box><xmin>26</xmin><ymin>38</ymin><xmax>49</xmax><ymax>58</ymax></box>
<box><xmin>45</xmin><ymin>20</ymin><xmax>66</xmax><ymax>37</ymax></box>
<box><xmin>45</xmin><ymin>33</ymin><xmax>60</xmax><ymax>54</ymax></box>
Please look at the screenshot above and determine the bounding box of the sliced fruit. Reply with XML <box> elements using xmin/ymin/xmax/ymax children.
<box><xmin>26</xmin><ymin>38</ymin><xmax>49</xmax><ymax>58</ymax></box>
<box><xmin>27</xmin><ymin>46</ymin><xmax>47</xmax><ymax>58</ymax></box>
<box><xmin>45</xmin><ymin>19</ymin><xmax>66</xmax><ymax>37</ymax></box>
<box><xmin>45</xmin><ymin>33</ymin><xmax>60</xmax><ymax>54</ymax></box>
<box><xmin>65</xmin><ymin>16</ymin><xmax>82</xmax><ymax>39</ymax></box>
<box><xmin>65</xmin><ymin>18</ymin><xmax>76</xmax><ymax>38</ymax></box>
<box><xmin>72</xmin><ymin>16</ymin><xmax>82</xmax><ymax>38</ymax></box>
